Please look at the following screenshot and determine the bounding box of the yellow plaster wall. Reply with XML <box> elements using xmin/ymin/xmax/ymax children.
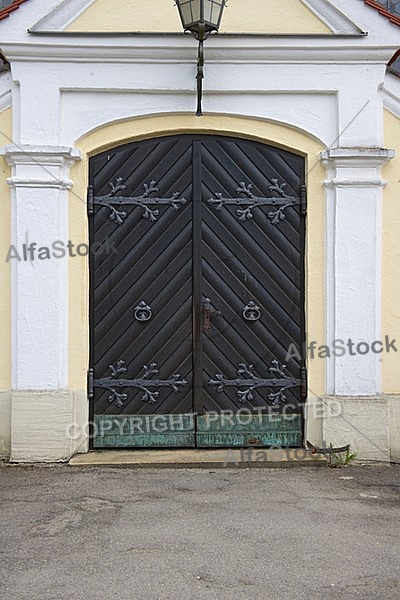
<box><xmin>69</xmin><ymin>114</ymin><xmax>326</xmax><ymax>397</ymax></box>
<box><xmin>0</xmin><ymin>108</ymin><xmax>11</xmax><ymax>389</ymax></box>
<box><xmin>382</xmin><ymin>109</ymin><xmax>400</xmax><ymax>394</ymax></box>
<box><xmin>65</xmin><ymin>0</ymin><xmax>332</xmax><ymax>34</ymax></box>
<box><xmin>68</xmin><ymin>158</ymin><xmax>89</xmax><ymax>391</ymax></box>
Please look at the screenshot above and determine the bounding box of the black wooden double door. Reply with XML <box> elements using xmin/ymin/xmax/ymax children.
<box><xmin>89</xmin><ymin>135</ymin><xmax>306</xmax><ymax>448</ymax></box>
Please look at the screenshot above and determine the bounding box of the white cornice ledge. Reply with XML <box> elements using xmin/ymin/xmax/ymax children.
<box><xmin>321</xmin><ymin>147</ymin><xmax>395</xmax><ymax>188</ymax></box>
<box><xmin>6</xmin><ymin>177</ymin><xmax>74</xmax><ymax>190</ymax></box>
<box><xmin>321</xmin><ymin>147</ymin><xmax>395</xmax><ymax>166</ymax></box>
<box><xmin>0</xmin><ymin>144</ymin><xmax>82</xmax><ymax>166</ymax></box>
<box><xmin>0</xmin><ymin>40</ymin><xmax>398</xmax><ymax>64</ymax></box>
<box><xmin>0</xmin><ymin>145</ymin><xmax>81</xmax><ymax>189</ymax></box>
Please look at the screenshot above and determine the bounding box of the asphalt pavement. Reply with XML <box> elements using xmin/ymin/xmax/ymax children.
<box><xmin>0</xmin><ymin>464</ymin><xmax>399</xmax><ymax>600</ymax></box>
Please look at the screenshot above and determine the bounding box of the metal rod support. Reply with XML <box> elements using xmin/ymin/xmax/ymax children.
<box><xmin>196</xmin><ymin>38</ymin><xmax>204</xmax><ymax>116</ymax></box>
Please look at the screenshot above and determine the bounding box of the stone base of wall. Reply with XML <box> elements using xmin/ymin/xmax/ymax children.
<box><xmin>2</xmin><ymin>392</ymin><xmax>399</xmax><ymax>463</ymax></box>
<box><xmin>316</xmin><ymin>395</ymin><xmax>400</xmax><ymax>463</ymax></box>
<box><xmin>9</xmin><ymin>390</ymin><xmax>88</xmax><ymax>463</ymax></box>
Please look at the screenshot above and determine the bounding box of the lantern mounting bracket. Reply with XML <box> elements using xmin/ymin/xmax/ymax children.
<box><xmin>195</xmin><ymin>25</ymin><xmax>206</xmax><ymax>116</ymax></box>
<box><xmin>175</xmin><ymin>0</ymin><xmax>227</xmax><ymax>116</ymax></box>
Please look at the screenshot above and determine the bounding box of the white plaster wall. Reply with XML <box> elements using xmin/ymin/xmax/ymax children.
<box><xmin>322</xmin><ymin>149</ymin><xmax>393</xmax><ymax>398</ymax></box>
<box><xmin>59</xmin><ymin>89</ymin><xmax>337</xmax><ymax>148</ymax></box>
<box><xmin>1</xmin><ymin>147</ymin><xmax>81</xmax><ymax>391</ymax></box>
<box><xmin>8</xmin><ymin>56</ymin><xmax>388</xmax><ymax>149</ymax></box>
<box><xmin>10</xmin><ymin>186</ymin><xmax>68</xmax><ymax>389</ymax></box>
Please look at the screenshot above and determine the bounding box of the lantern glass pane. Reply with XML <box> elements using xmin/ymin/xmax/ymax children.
<box><xmin>203</xmin><ymin>0</ymin><xmax>212</xmax><ymax>24</ymax></box>
<box><xmin>179</xmin><ymin>3</ymin><xmax>191</xmax><ymax>26</ymax></box>
<box><xmin>177</xmin><ymin>0</ymin><xmax>200</xmax><ymax>28</ymax></box>
<box><xmin>204</xmin><ymin>0</ymin><xmax>225</xmax><ymax>27</ymax></box>
<box><xmin>191</xmin><ymin>0</ymin><xmax>201</xmax><ymax>23</ymax></box>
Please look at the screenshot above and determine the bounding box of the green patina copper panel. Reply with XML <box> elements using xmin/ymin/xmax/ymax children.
<box><xmin>94</xmin><ymin>414</ymin><xmax>195</xmax><ymax>448</ymax></box>
<box><xmin>196</xmin><ymin>415</ymin><xmax>302</xmax><ymax>447</ymax></box>
<box><xmin>94</xmin><ymin>414</ymin><xmax>302</xmax><ymax>448</ymax></box>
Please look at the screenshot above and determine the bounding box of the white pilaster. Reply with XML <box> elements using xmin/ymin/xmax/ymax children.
<box><xmin>0</xmin><ymin>145</ymin><xmax>81</xmax><ymax>390</ymax></box>
<box><xmin>321</xmin><ymin>148</ymin><xmax>394</xmax><ymax>396</ymax></box>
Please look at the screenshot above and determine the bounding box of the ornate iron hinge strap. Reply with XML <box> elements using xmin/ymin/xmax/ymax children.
<box><xmin>93</xmin><ymin>360</ymin><xmax>187</xmax><ymax>407</ymax></box>
<box><xmin>93</xmin><ymin>178</ymin><xmax>187</xmax><ymax>225</ymax></box>
<box><xmin>208</xmin><ymin>180</ymin><xmax>302</xmax><ymax>225</ymax></box>
<box><xmin>209</xmin><ymin>360</ymin><xmax>301</xmax><ymax>406</ymax></box>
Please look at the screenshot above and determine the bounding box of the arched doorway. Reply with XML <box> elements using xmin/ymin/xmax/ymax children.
<box><xmin>88</xmin><ymin>134</ymin><xmax>306</xmax><ymax>448</ymax></box>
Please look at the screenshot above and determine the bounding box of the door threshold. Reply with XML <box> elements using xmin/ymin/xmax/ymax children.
<box><xmin>69</xmin><ymin>448</ymin><xmax>327</xmax><ymax>468</ymax></box>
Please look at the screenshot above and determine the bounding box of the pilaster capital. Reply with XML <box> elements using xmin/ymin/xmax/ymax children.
<box><xmin>0</xmin><ymin>145</ymin><xmax>82</xmax><ymax>190</ymax></box>
<box><xmin>320</xmin><ymin>147</ymin><xmax>395</xmax><ymax>188</ymax></box>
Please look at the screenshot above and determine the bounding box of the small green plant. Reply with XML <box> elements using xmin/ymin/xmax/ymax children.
<box><xmin>329</xmin><ymin>443</ymin><xmax>357</xmax><ymax>467</ymax></box>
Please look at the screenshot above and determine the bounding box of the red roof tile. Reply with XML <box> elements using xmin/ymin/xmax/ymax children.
<box><xmin>0</xmin><ymin>0</ymin><xmax>29</xmax><ymax>23</ymax></box>
<box><xmin>364</xmin><ymin>0</ymin><xmax>400</xmax><ymax>27</ymax></box>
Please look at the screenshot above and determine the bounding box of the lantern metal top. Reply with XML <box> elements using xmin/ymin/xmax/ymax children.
<box><xmin>176</xmin><ymin>0</ymin><xmax>227</xmax><ymax>39</ymax></box>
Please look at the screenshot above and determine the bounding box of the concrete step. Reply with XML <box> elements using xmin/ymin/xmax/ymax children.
<box><xmin>69</xmin><ymin>448</ymin><xmax>328</xmax><ymax>468</ymax></box>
